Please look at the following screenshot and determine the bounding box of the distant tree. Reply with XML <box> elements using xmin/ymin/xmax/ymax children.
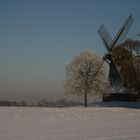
<box><xmin>18</xmin><ymin>100</ymin><xmax>28</xmax><ymax>107</ymax></box>
<box><xmin>65</xmin><ymin>50</ymin><xmax>108</xmax><ymax>107</ymax></box>
<box><xmin>38</xmin><ymin>100</ymin><xmax>48</xmax><ymax>107</ymax></box>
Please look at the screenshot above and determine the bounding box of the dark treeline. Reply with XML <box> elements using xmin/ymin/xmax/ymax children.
<box><xmin>0</xmin><ymin>100</ymin><xmax>31</xmax><ymax>107</ymax></box>
<box><xmin>0</xmin><ymin>99</ymin><xmax>83</xmax><ymax>107</ymax></box>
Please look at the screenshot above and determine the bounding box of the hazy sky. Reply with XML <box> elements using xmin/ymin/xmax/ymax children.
<box><xmin>0</xmin><ymin>0</ymin><xmax>140</xmax><ymax>101</ymax></box>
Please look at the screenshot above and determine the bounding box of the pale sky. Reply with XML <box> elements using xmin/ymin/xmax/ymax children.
<box><xmin>0</xmin><ymin>0</ymin><xmax>140</xmax><ymax>101</ymax></box>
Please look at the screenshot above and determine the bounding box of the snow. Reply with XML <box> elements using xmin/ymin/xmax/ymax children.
<box><xmin>0</xmin><ymin>106</ymin><xmax>140</xmax><ymax>140</ymax></box>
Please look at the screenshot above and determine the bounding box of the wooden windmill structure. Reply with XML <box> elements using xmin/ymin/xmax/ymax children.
<box><xmin>98</xmin><ymin>15</ymin><xmax>140</xmax><ymax>101</ymax></box>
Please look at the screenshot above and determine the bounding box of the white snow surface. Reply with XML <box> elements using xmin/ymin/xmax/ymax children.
<box><xmin>0</xmin><ymin>106</ymin><xmax>140</xmax><ymax>140</ymax></box>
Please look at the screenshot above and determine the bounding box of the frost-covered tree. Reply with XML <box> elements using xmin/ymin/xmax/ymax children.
<box><xmin>65</xmin><ymin>50</ymin><xmax>107</xmax><ymax>107</ymax></box>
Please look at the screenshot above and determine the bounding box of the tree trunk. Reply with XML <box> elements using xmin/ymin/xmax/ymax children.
<box><xmin>84</xmin><ymin>91</ymin><xmax>87</xmax><ymax>107</ymax></box>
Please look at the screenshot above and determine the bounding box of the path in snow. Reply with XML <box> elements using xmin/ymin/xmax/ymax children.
<box><xmin>0</xmin><ymin>107</ymin><xmax>140</xmax><ymax>140</ymax></box>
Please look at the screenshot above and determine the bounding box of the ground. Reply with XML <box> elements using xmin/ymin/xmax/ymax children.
<box><xmin>0</xmin><ymin>104</ymin><xmax>140</xmax><ymax>140</ymax></box>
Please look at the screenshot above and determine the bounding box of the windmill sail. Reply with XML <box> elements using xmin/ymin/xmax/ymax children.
<box><xmin>110</xmin><ymin>15</ymin><xmax>133</xmax><ymax>50</ymax></box>
<box><xmin>98</xmin><ymin>25</ymin><xmax>112</xmax><ymax>50</ymax></box>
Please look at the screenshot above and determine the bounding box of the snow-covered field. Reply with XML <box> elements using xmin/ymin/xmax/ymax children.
<box><xmin>0</xmin><ymin>106</ymin><xmax>140</xmax><ymax>140</ymax></box>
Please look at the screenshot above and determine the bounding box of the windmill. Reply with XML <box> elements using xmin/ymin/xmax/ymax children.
<box><xmin>97</xmin><ymin>15</ymin><xmax>140</xmax><ymax>101</ymax></box>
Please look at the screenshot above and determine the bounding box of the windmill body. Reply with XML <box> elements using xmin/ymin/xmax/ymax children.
<box><xmin>98</xmin><ymin>15</ymin><xmax>140</xmax><ymax>101</ymax></box>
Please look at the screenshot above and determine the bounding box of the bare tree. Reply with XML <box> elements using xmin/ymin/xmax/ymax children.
<box><xmin>65</xmin><ymin>50</ymin><xmax>108</xmax><ymax>107</ymax></box>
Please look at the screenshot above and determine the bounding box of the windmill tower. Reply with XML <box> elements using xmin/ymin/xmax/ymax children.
<box><xmin>98</xmin><ymin>15</ymin><xmax>133</xmax><ymax>88</ymax></box>
<box><xmin>97</xmin><ymin>15</ymin><xmax>140</xmax><ymax>101</ymax></box>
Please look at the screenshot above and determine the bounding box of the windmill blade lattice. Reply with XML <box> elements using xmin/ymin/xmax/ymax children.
<box><xmin>110</xmin><ymin>15</ymin><xmax>133</xmax><ymax>50</ymax></box>
<box><xmin>98</xmin><ymin>25</ymin><xmax>113</xmax><ymax>50</ymax></box>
